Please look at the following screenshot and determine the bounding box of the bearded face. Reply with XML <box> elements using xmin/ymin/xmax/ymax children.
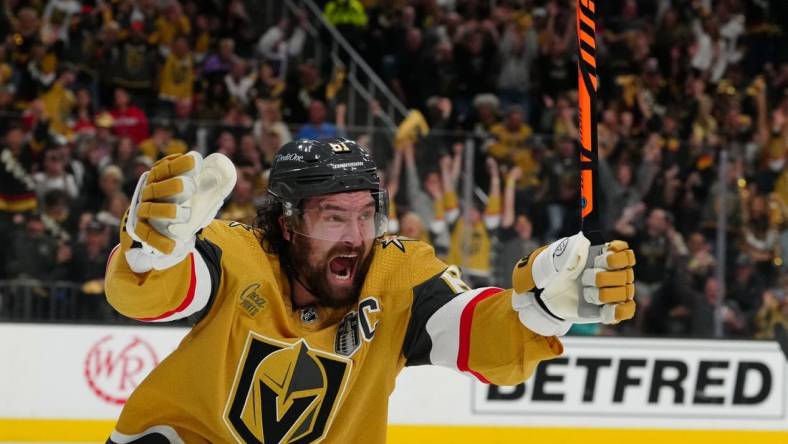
<box><xmin>285</xmin><ymin>191</ymin><xmax>378</xmax><ymax>308</ymax></box>
<box><xmin>290</xmin><ymin>234</ymin><xmax>374</xmax><ymax>308</ymax></box>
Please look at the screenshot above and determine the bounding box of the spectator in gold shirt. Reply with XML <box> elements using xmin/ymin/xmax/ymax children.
<box><xmin>488</xmin><ymin>105</ymin><xmax>533</xmax><ymax>160</ymax></box>
<box><xmin>39</xmin><ymin>71</ymin><xmax>76</xmax><ymax>139</ymax></box>
<box><xmin>219</xmin><ymin>175</ymin><xmax>256</xmax><ymax>225</ymax></box>
<box><xmin>487</xmin><ymin>105</ymin><xmax>539</xmax><ymax>187</ymax></box>
<box><xmin>139</xmin><ymin>125</ymin><xmax>187</xmax><ymax>161</ymax></box>
<box><xmin>446</xmin><ymin>157</ymin><xmax>503</xmax><ymax>287</ymax></box>
<box><xmin>153</xmin><ymin>2</ymin><xmax>191</xmax><ymax>53</ymax></box>
<box><xmin>158</xmin><ymin>37</ymin><xmax>194</xmax><ymax>107</ymax></box>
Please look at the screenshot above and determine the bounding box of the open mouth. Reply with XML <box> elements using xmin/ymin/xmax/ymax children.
<box><xmin>329</xmin><ymin>254</ymin><xmax>358</xmax><ymax>282</ymax></box>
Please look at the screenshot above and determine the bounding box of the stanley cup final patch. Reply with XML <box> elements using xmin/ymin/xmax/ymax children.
<box><xmin>335</xmin><ymin>311</ymin><xmax>361</xmax><ymax>357</ymax></box>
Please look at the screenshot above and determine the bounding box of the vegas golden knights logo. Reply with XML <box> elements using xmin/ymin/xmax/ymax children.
<box><xmin>224</xmin><ymin>334</ymin><xmax>351</xmax><ymax>444</ymax></box>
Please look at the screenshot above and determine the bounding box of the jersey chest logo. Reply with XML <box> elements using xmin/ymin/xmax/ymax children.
<box><xmin>223</xmin><ymin>334</ymin><xmax>352</xmax><ymax>444</ymax></box>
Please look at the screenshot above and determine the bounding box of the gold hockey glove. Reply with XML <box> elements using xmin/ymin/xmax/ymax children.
<box><xmin>511</xmin><ymin>232</ymin><xmax>636</xmax><ymax>336</ymax></box>
<box><xmin>124</xmin><ymin>152</ymin><xmax>236</xmax><ymax>272</ymax></box>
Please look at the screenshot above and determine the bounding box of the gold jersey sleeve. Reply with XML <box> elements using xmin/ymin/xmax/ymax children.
<box><xmin>105</xmin><ymin>219</ymin><xmax>255</xmax><ymax>322</ymax></box>
<box><xmin>106</xmin><ymin>231</ymin><xmax>562</xmax><ymax>444</ymax></box>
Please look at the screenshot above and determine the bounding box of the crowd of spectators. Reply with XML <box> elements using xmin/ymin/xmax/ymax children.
<box><xmin>0</xmin><ymin>0</ymin><xmax>786</xmax><ymax>339</ymax></box>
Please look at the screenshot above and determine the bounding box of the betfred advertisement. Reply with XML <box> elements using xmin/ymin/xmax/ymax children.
<box><xmin>473</xmin><ymin>337</ymin><xmax>785</xmax><ymax>420</ymax></box>
<box><xmin>389</xmin><ymin>337</ymin><xmax>788</xmax><ymax>431</ymax></box>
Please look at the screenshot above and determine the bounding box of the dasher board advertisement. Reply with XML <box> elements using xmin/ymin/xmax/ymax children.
<box><xmin>1</xmin><ymin>324</ymin><xmax>786</xmax><ymax>436</ymax></box>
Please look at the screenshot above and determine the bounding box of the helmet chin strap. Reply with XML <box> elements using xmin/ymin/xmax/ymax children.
<box><xmin>287</xmin><ymin>231</ymin><xmax>321</xmax><ymax>307</ymax></box>
<box><xmin>292</xmin><ymin>274</ymin><xmax>319</xmax><ymax>307</ymax></box>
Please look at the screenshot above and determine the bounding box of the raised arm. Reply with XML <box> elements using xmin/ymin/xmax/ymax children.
<box><xmin>484</xmin><ymin>157</ymin><xmax>502</xmax><ymax>230</ymax></box>
<box><xmin>399</xmin><ymin>243</ymin><xmax>562</xmax><ymax>386</ymax></box>
<box><xmin>105</xmin><ymin>152</ymin><xmax>236</xmax><ymax>322</ymax></box>
<box><xmin>387</xmin><ymin>144</ymin><xmax>403</xmax><ymax>199</ymax></box>
<box><xmin>402</xmin><ymin>142</ymin><xmax>422</xmax><ymax>201</ymax></box>
<box><xmin>502</xmin><ymin>166</ymin><xmax>522</xmax><ymax>229</ymax></box>
<box><xmin>287</xmin><ymin>12</ymin><xmax>307</xmax><ymax>57</ymax></box>
<box><xmin>440</xmin><ymin>153</ymin><xmax>460</xmax><ymax>225</ymax></box>
<box><xmin>598</xmin><ymin>143</ymin><xmax>623</xmax><ymax>198</ymax></box>
<box><xmin>449</xmin><ymin>142</ymin><xmax>464</xmax><ymax>188</ymax></box>
<box><xmin>634</xmin><ymin>134</ymin><xmax>662</xmax><ymax>199</ymax></box>
<box><xmin>386</xmin><ymin>148</ymin><xmax>403</xmax><ymax>234</ymax></box>
<box><xmin>335</xmin><ymin>103</ymin><xmax>347</xmax><ymax>137</ymax></box>
<box><xmin>400</xmin><ymin>231</ymin><xmax>637</xmax><ymax>385</ymax></box>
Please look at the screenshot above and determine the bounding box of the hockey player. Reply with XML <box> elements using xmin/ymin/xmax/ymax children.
<box><xmin>105</xmin><ymin>138</ymin><xmax>636</xmax><ymax>443</ymax></box>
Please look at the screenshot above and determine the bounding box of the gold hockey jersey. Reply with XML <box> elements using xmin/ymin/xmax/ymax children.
<box><xmin>104</xmin><ymin>220</ymin><xmax>563</xmax><ymax>443</ymax></box>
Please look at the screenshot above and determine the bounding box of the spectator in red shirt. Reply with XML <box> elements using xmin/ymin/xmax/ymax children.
<box><xmin>109</xmin><ymin>88</ymin><xmax>149</xmax><ymax>144</ymax></box>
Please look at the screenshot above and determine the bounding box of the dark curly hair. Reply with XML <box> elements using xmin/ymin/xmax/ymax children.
<box><xmin>254</xmin><ymin>195</ymin><xmax>300</xmax><ymax>278</ymax></box>
<box><xmin>255</xmin><ymin>194</ymin><xmax>288</xmax><ymax>247</ymax></box>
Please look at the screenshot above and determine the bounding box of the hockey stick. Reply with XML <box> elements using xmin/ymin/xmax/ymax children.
<box><xmin>576</xmin><ymin>0</ymin><xmax>604</xmax><ymax>248</ymax></box>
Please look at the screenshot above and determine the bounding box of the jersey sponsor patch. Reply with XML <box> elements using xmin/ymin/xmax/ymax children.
<box><xmin>224</xmin><ymin>334</ymin><xmax>352</xmax><ymax>444</ymax></box>
<box><xmin>238</xmin><ymin>283</ymin><xmax>267</xmax><ymax>318</ymax></box>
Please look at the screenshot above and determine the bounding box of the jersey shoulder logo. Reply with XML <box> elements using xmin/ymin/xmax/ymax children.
<box><xmin>440</xmin><ymin>265</ymin><xmax>471</xmax><ymax>294</ymax></box>
<box><xmin>223</xmin><ymin>334</ymin><xmax>352</xmax><ymax>444</ymax></box>
<box><xmin>379</xmin><ymin>236</ymin><xmax>406</xmax><ymax>252</ymax></box>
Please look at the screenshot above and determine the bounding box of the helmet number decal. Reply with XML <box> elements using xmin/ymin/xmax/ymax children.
<box><xmin>329</xmin><ymin>141</ymin><xmax>351</xmax><ymax>153</ymax></box>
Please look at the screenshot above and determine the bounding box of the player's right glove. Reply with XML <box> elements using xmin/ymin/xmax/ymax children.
<box><xmin>122</xmin><ymin>152</ymin><xmax>236</xmax><ymax>273</ymax></box>
<box><xmin>511</xmin><ymin>232</ymin><xmax>636</xmax><ymax>336</ymax></box>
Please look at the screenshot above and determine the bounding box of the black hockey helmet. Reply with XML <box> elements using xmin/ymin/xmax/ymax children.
<box><xmin>268</xmin><ymin>138</ymin><xmax>388</xmax><ymax>240</ymax></box>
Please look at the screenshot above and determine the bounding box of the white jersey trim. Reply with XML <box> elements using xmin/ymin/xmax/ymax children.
<box><xmin>424</xmin><ymin>287</ymin><xmax>494</xmax><ymax>371</ymax></box>
<box><xmin>139</xmin><ymin>249</ymin><xmax>212</xmax><ymax>322</ymax></box>
<box><xmin>110</xmin><ymin>425</ymin><xmax>184</xmax><ymax>444</ymax></box>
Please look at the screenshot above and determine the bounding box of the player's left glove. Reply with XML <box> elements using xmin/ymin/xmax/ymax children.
<box><xmin>511</xmin><ymin>232</ymin><xmax>636</xmax><ymax>336</ymax></box>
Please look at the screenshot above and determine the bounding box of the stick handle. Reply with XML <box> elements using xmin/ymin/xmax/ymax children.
<box><xmin>577</xmin><ymin>0</ymin><xmax>603</xmax><ymax>245</ymax></box>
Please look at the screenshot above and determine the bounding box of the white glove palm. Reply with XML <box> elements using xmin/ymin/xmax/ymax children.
<box><xmin>124</xmin><ymin>152</ymin><xmax>237</xmax><ymax>273</ymax></box>
<box><xmin>512</xmin><ymin>232</ymin><xmax>636</xmax><ymax>336</ymax></box>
